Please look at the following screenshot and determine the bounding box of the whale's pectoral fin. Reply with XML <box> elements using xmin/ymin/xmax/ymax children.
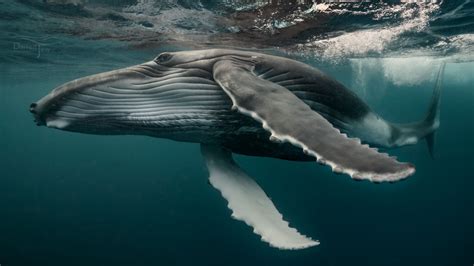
<box><xmin>213</xmin><ymin>60</ymin><xmax>415</xmax><ymax>182</ymax></box>
<box><xmin>201</xmin><ymin>144</ymin><xmax>318</xmax><ymax>250</ymax></box>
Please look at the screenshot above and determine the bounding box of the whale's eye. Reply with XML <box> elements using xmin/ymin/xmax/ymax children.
<box><xmin>154</xmin><ymin>53</ymin><xmax>173</xmax><ymax>63</ymax></box>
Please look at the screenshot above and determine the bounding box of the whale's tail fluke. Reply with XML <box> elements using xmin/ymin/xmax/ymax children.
<box><xmin>426</xmin><ymin>130</ymin><xmax>436</xmax><ymax>158</ymax></box>
<box><xmin>391</xmin><ymin>62</ymin><xmax>445</xmax><ymax>157</ymax></box>
<box><xmin>423</xmin><ymin>62</ymin><xmax>445</xmax><ymax>157</ymax></box>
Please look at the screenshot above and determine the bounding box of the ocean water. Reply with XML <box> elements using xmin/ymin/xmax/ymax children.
<box><xmin>0</xmin><ymin>1</ymin><xmax>473</xmax><ymax>265</ymax></box>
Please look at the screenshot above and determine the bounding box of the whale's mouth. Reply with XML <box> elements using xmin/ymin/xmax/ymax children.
<box><xmin>29</xmin><ymin>60</ymin><xmax>226</xmax><ymax>135</ymax></box>
<box><xmin>30</xmin><ymin>102</ymin><xmax>76</xmax><ymax>129</ymax></box>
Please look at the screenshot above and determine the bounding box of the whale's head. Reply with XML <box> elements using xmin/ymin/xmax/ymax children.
<box><xmin>29</xmin><ymin>51</ymin><xmax>233</xmax><ymax>136</ymax></box>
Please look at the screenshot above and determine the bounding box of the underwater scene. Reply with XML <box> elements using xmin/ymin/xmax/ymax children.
<box><xmin>0</xmin><ymin>0</ymin><xmax>473</xmax><ymax>265</ymax></box>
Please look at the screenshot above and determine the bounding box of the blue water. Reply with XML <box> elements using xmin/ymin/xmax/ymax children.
<box><xmin>1</xmin><ymin>1</ymin><xmax>473</xmax><ymax>265</ymax></box>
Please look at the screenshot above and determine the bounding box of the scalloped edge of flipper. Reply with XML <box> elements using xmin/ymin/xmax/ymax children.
<box><xmin>201</xmin><ymin>144</ymin><xmax>319</xmax><ymax>250</ymax></box>
<box><xmin>229</xmin><ymin>103</ymin><xmax>415</xmax><ymax>183</ymax></box>
<box><xmin>227</xmin><ymin>198</ymin><xmax>319</xmax><ymax>250</ymax></box>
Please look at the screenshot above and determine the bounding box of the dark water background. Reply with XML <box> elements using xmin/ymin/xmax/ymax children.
<box><xmin>1</xmin><ymin>1</ymin><xmax>473</xmax><ymax>265</ymax></box>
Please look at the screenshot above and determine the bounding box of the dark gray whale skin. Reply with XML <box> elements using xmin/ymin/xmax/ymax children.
<box><xmin>30</xmin><ymin>49</ymin><xmax>439</xmax><ymax>161</ymax></box>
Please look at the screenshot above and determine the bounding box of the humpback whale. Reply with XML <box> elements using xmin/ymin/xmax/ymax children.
<box><xmin>30</xmin><ymin>49</ymin><xmax>443</xmax><ymax>250</ymax></box>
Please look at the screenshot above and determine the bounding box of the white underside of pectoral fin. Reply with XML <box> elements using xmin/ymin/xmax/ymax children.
<box><xmin>201</xmin><ymin>144</ymin><xmax>319</xmax><ymax>250</ymax></box>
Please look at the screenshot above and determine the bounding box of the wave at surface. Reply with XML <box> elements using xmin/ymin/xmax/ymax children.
<box><xmin>0</xmin><ymin>0</ymin><xmax>473</xmax><ymax>63</ymax></box>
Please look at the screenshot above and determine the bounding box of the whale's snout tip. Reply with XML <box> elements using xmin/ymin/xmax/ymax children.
<box><xmin>30</xmin><ymin>102</ymin><xmax>45</xmax><ymax>126</ymax></box>
<box><xmin>29</xmin><ymin>102</ymin><xmax>37</xmax><ymax>114</ymax></box>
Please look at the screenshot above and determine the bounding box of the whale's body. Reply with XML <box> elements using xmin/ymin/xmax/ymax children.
<box><xmin>30</xmin><ymin>49</ymin><xmax>443</xmax><ymax>249</ymax></box>
<box><xmin>31</xmin><ymin>49</ymin><xmax>433</xmax><ymax>160</ymax></box>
